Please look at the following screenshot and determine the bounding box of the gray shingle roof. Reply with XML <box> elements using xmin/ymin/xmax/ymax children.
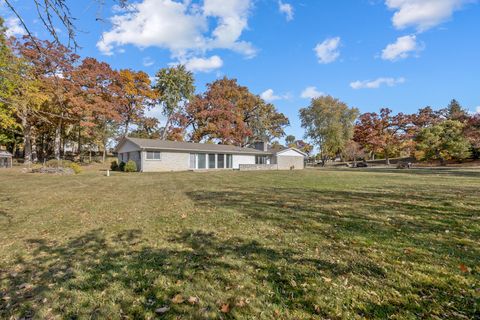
<box><xmin>0</xmin><ymin>150</ymin><xmax>12</xmax><ymax>157</ymax></box>
<box><xmin>121</xmin><ymin>137</ymin><xmax>272</xmax><ymax>155</ymax></box>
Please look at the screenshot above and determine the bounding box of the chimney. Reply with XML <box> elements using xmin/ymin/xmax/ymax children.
<box><xmin>253</xmin><ymin>141</ymin><xmax>268</xmax><ymax>152</ymax></box>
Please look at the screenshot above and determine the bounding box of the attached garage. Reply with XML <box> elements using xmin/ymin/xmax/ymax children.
<box><xmin>273</xmin><ymin>148</ymin><xmax>307</xmax><ymax>170</ymax></box>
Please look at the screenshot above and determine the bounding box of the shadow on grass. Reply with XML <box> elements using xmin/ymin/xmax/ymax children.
<box><xmin>0</xmin><ymin>223</ymin><xmax>477</xmax><ymax>319</ymax></box>
<box><xmin>187</xmin><ymin>187</ymin><xmax>479</xmax><ymax>254</ymax></box>
<box><xmin>1</xmin><ymin>185</ymin><xmax>478</xmax><ymax>319</ymax></box>
<box><xmin>339</xmin><ymin>167</ymin><xmax>480</xmax><ymax>178</ymax></box>
<box><xmin>0</xmin><ymin>229</ymin><xmax>345</xmax><ymax>319</ymax></box>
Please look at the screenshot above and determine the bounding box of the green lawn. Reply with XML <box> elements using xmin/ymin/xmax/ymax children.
<box><xmin>0</xmin><ymin>168</ymin><xmax>479</xmax><ymax>319</ymax></box>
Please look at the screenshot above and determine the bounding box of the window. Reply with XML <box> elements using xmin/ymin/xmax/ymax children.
<box><xmin>208</xmin><ymin>154</ymin><xmax>216</xmax><ymax>169</ymax></box>
<box><xmin>217</xmin><ymin>154</ymin><xmax>225</xmax><ymax>168</ymax></box>
<box><xmin>226</xmin><ymin>154</ymin><xmax>233</xmax><ymax>168</ymax></box>
<box><xmin>256</xmin><ymin>156</ymin><xmax>267</xmax><ymax>164</ymax></box>
<box><xmin>146</xmin><ymin>151</ymin><xmax>161</xmax><ymax>160</ymax></box>
<box><xmin>198</xmin><ymin>154</ymin><xmax>206</xmax><ymax>169</ymax></box>
<box><xmin>189</xmin><ymin>154</ymin><xmax>196</xmax><ymax>169</ymax></box>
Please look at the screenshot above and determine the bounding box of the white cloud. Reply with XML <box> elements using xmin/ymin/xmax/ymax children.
<box><xmin>260</xmin><ymin>89</ymin><xmax>290</xmax><ymax>102</ymax></box>
<box><xmin>385</xmin><ymin>0</ymin><xmax>470</xmax><ymax>32</ymax></box>
<box><xmin>314</xmin><ymin>37</ymin><xmax>341</xmax><ymax>64</ymax></box>
<box><xmin>261</xmin><ymin>89</ymin><xmax>281</xmax><ymax>101</ymax></box>
<box><xmin>183</xmin><ymin>55</ymin><xmax>223</xmax><ymax>73</ymax></box>
<box><xmin>476</xmin><ymin>106</ymin><xmax>480</xmax><ymax>114</ymax></box>
<box><xmin>97</xmin><ymin>0</ymin><xmax>255</xmax><ymax>60</ymax></box>
<box><xmin>142</xmin><ymin>57</ymin><xmax>155</xmax><ymax>67</ymax></box>
<box><xmin>301</xmin><ymin>86</ymin><xmax>325</xmax><ymax>99</ymax></box>
<box><xmin>5</xmin><ymin>17</ymin><xmax>26</xmax><ymax>37</ymax></box>
<box><xmin>278</xmin><ymin>1</ymin><xmax>294</xmax><ymax>21</ymax></box>
<box><xmin>381</xmin><ymin>34</ymin><xmax>423</xmax><ymax>61</ymax></box>
<box><xmin>350</xmin><ymin>77</ymin><xmax>406</xmax><ymax>89</ymax></box>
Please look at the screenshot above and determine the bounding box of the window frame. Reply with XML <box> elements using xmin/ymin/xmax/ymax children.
<box><xmin>146</xmin><ymin>151</ymin><xmax>161</xmax><ymax>161</ymax></box>
<box><xmin>208</xmin><ymin>154</ymin><xmax>216</xmax><ymax>169</ymax></box>
<box><xmin>217</xmin><ymin>154</ymin><xmax>225</xmax><ymax>169</ymax></box>
<box><xmin>226</xmin><ymin>154</ymin><xmax>233</xmax><ymax>168</ymax></box>
<box><xmin>197</xmin><ymin>153</ymin><xmax>207</xmax><ymax>169</ymax></box>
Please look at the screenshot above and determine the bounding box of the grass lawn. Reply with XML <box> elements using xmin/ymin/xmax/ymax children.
<box><xmin>0</xmin><ymin>167</ymin><xmax>479</xmax><ymax>319</ymax></box>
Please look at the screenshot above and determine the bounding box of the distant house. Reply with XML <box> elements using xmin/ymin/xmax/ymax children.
<box><xmin>0</xmin><ymin>150</ymin><xmax>13</xmax><ymax>168</ymax></box>
<box><xmin>115</xmin><ymin>137</ymin><xmax>307</xmax><ymax>172</ymax></box>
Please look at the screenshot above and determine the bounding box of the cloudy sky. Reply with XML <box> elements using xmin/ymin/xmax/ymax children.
<box><xmin>2</xmin><ymin>0</ymin><xmax>479</xmax><ymax>140</ymax></box>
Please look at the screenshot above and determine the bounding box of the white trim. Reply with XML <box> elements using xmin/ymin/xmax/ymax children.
<box><xmin>145</xmin><ymin>151</ymin><xmax>162</xmax><ymax>161</ymax></box>
<box><xmin>275</xmin><ymin>148</ymin><xmax>308</xmax><ymax>157</ymax></box>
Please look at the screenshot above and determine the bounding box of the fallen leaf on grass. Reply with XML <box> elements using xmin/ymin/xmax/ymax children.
<box><xmin>188</xmin><ymin>296</ymin><xmax>199</xmax><ymax>305</ymax></box>
<box><xmin>220</xmin><ymin>303</ymin><xmax>230</xmax><ymax>313</ymax></box>
<box><xmin>155</xmin><ymin>306</ymin><xmax>169</xmax><ymax>314</ymax></box>
<box><xmin>235</xmin><ymin>298</ymin><xmax>247</xmax><ymax>307</ymax></box>
<box><xmin>171</xmin><ymin>294</ymin><xmax>184</xmax><ymax>304</ymax></box>
<box><xmin>18</xmin><ymin>283</ymin><xmax>31</xmax><ymax>290</ymax></box>
<box><xmin>459</xmin><ymin>264</ymin><xmax>469</xmax><ymax>273</ymax></box>
<box><xmin>321</xmin><ymin>277</ymin><xmax>332</xmax><ymax>283</ymax></box>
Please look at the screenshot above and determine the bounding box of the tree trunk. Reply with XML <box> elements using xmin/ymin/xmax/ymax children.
<box><xmin>385</xmin><ymin>152</ymin><xmax>390</xmax><ymax>165</ymax></box>
<box><xmin>54</xmin><ymin>118</ymin><xmax>63</xmax><ymax>160</ymax></box>
<box><xmin>77</xmin><ymin>123</ymin><xmax>82</xmax><ymax>160</ymax></box>
<box><xmin>161</xmin><ymin>113</ymin><xmax>173</xmax><ymax>140</ymax></box>
<box><xmin>12</xmin><ymin>139</ymin><xmax>17</xmax><ymax>158</ymax></box>
<box><xmin>21</xmin><ymin>114</ymin><xmax>32</xmax><ymax>165</ymax></box>
<box><xmin>124</xmin><ymin>118</ymin><xmax>130</xmax><ymax>137</ymax></box>
<box><xmin>31</xmin><ymin>131</ymin><xmax>38</xmax><ymax>163</ymax></box>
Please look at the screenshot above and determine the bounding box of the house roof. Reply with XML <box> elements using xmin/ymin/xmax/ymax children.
<box><xmin>117</xmin><ymin>137</ymin><xmax>272</xmax><ymax>155</ymax></box>
<box><xmin>0</xmin><ymin>150</ymin><xmax>12</xmax><ymax>158</ymax></box>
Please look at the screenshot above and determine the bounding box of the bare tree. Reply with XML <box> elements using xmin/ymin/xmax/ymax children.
<box><xmin>2</xmin><ymin>0</ymin><xmax>128</xmax><ymax>50</ymax></box>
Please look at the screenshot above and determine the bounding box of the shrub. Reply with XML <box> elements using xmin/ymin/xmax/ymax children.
<box><xmin>119</xmin><ymin>161</ymin><xmax>126</xmax><ymax>172</ymax></box>
<box><xmin>69</xmin><ymin>163</ymin><xmax>82</xmax><ymax>174</ymax></box>
<box><xmin>124</xmin><ymin>160</ymin><xmax>137</xmax><ymax>172</ymax></box>
<box><xmin>45</xmin><ymin>159</ymin><xmax>73</xmax><ymax>168</ymax></box>
<box><xmin>110</xmin><ymin>160</ymin><xmax>119</xmax><ymax>171</ymax></box>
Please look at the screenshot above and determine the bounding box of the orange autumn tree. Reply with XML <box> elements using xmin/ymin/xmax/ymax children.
<box><xmin>70</xmin><ymin>57</ymin><xmax>122</xmax><ymax>161</ymax></box>
<box><xmin>173</xmin><ymin>77</ymin><xmax>289</xmax><ymax>147</ymax></box>
<box><xmin>354</xmin><ymin>108</ymin><xmax>412</xmax><ymax>164</ymax></box>
<box><xmin>118</xmin><ymin>69</ymin><xmax>157</xmax><ymax>136</ymax></box>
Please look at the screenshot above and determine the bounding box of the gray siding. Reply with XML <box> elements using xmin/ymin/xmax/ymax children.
<box><xmin>118</xmin><ymin>151</ymin><xmax>142</xmax><ymax>171</ymax></box>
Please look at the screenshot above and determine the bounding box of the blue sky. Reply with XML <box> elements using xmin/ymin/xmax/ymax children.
<box><xmin>2</xmin><ymin>0</ymin><xmax>480</xmax><ymax>141</ymax></box>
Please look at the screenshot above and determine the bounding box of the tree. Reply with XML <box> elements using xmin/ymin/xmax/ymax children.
<box><xmin>118</xmin><ymin>69</ymin><xmax>156</xmax><ymax>136</ymax></box>
<box><xmin>416</xmin><ymin>120</ymin><xmax>471</xmax><ymax>165</ymax></box>
<box><xmin>153</xmin><ymin>65</ymin><xmax>195</xmax><ymax>140</ymax></box>
<box><xmin>440</xmin><ymin>99</ymin><xmax>469</xmax><ymax>122</ymax></box>
<box><xmin>3</xmin><ymin>0</ymin><xmax>128</xmax><ymax>50</ymax></box>
<box><xmin>299</xmin><ymin>96</ymin><xmax>358</xmax><ymax>165</ymax></box>
<box><xmin>0</xmin><ymin>18</ymin><xmax>18</xmax><ymax>141</ymax></box>
<box><xmin>354</xmin><ymin>108</ymin><xmax>411</xmax><ymax>164</ymax></box>
<box><xmin>129</xmin><ymin>117</ymin><xmax>161</xmax><ymax>139</ymax></box>
<box><xmin>411</xmin><ymin>106</ymin><xmax>441</xmax><ymax>130</ymax></box>
<box><xmin>175</xmin><ymin>77</ymin><xmax>289</xmax><ymax>146</ymax></box>
<box><xmin>15</xmin><ymin>37</ymin><xmax>80</xmax><ymax>160</ymax></box>
<box><xmin>465</xmin><ymin>114</ymin><xmax>480</xmax><ymax>158</ymax></box>
<box><xmin>292</xmin><ymin>140</ymin><xmax>313</xmax><ymax>156</ymax></box>
<box><xmin>343</xmin><ymin>141</ymin><xmax>365</xmax><ymax>166</ymax></box>
<box><xmin>285</xmin><ymin>135</ymin><xmax>296</xmax><ymax>147</ymax></box>
<box><xmin>71</xmin><ymin>57</ymin><xmax>122</xmax><ymax>162</ymax></box>
<box><xmin>2</xmin><ymin>32</ymin><xmax>48</xmax><ymax>164</ymax></box>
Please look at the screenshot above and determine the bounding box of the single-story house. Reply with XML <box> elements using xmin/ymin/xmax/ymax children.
<box><xmin>115</xmin><ymin>137</ymin><xmax>307</xmax><ymax>172</ymax></box>
<box><xmin>0</xmin><ymin>150</ymin><xmax>13</xmax><ymax>168</ymax></box>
